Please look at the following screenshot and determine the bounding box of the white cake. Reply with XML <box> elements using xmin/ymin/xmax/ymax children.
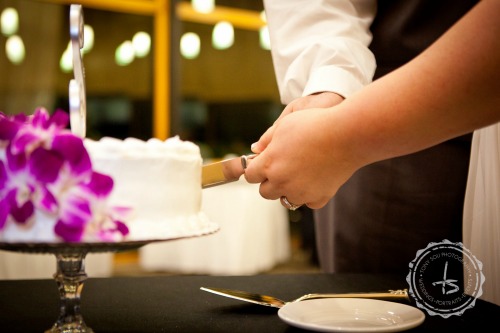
<box><xmin>83</xmin><ymin>136</ymin><xmax>217</xmax><ymax>240</ymax></box>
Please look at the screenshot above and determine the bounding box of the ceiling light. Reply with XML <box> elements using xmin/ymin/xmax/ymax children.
<box><xmin>5</xmin><ymin>35</ymin><xmax>25</xmax><ymax>64</ymax></box>
<box><xmin>192</xmin><ymin>0</ymin><xmax>214</xmax><ymax>14</ymax></box>
<box><xmin>259</xmin><ymin>26</ymin><xmax>270</xmax><ymax>50</ymax></box>
<box><xmin>1</xmin><ymin>8</ymin><xmax>19</xmax><ymax>36</ymax></box>
<box><xmin>212</xmin><ymin>21</ymin><xmax>234</xmax><ymax>50</ymax></box>
<box><xmin>180</xmin><ymin>32</ymin><xmax>200</xmax><ymax>59</ymax></box>
<box><xmin>132</xmin><ymin>31</ymin><xmax>151</xmax><ymax>58</ymax></box>
<box><xmin>115</xmin><ymin>41</ymin><xmax>135</xmax><ymax>66</ymax></box>
<box><xmin>60</xmin><ymin>44</ymin><xmax>73</xmax><ymax>73</ymax></box>
<box><xmin>82</xmin><ymin>24</ymin><xmax>94</xmax><ymax>53</ymax></box>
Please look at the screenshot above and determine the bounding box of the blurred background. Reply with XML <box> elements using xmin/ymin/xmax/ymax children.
<box><xmin>0</xmin><ymin>0</ymin><xmax>318</xmax><ymax>277</ymax></box>
<box><xmin>0</xmin><ymin>0</ymin><xmax>281</xmax><ymax>158</ymax></box>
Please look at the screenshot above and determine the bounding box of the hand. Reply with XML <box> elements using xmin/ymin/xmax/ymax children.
<box><xmin>244</xmin><ymin>107</ymin><xmax>360</xmax><ymax>209</ymax></box>
<box><xmin>251</xmin><ymin>92</ymin><xmax>344</xmax><ymax>154</ymax></box>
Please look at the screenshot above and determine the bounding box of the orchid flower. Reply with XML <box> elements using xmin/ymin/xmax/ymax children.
<box><xmin>0</xmin><ymin>108</ymin><xmax>129</xmax><ymax>242</ymax></box>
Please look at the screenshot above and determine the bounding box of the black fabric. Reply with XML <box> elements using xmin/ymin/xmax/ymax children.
<box><xmin>0</xmin><ymin>274</ymin><xmax>499</xmax><ymax>332</ymax></box>
<box><xmin>370</xmin><ymin>0</ymin><xmax>480</xmax><ymax>78</ymax></box>
<box><xmin>314</xmin><ymin>0</ymin><xmax>478</xmax><ymax>275</ymax></box>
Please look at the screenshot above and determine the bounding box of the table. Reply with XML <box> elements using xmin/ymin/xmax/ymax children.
<box><xmin>139</xmin><ymin>179</ymin><xmax>291</xmax><ymax>275</ymax></box>
<box><xmin>1</xmin><ymin>273</ymin><xmax>498</xmax><ymax>332</ymax></box>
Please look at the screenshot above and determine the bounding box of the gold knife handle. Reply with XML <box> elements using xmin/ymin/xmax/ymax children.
<box><xmin>296</xmin><ymin>289</ymin><xmax>410</xmax><ymax>303</ymax></box>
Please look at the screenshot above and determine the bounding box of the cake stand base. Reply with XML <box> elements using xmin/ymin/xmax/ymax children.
<box><xmin>45</xmin><ymin>252</ymin><xmax>93</xmax><ymax>333</ymax></box>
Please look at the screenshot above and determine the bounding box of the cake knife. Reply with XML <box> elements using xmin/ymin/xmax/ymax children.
<box><xmin>202</xmin><ymin>154</ymin><xmax>256</xmax><ymax>188</ymax></box>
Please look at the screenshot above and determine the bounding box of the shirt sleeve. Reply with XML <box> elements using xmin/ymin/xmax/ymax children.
<box><xmin>263</xmin><ymin>0</ymin><xmax>377</xmax><ymax>104</ymax></box>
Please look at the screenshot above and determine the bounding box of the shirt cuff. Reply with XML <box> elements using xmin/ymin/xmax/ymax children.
<box><xmin>303</xmin><ymin>66</ymin><xmax>368</xmax><ymax>98</ymax></box>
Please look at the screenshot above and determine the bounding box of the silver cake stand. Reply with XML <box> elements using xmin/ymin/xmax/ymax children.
<box><xmin>0</xmin><ymin>5</ymin><xmax>219</xmax><ymax>332</ymax></box>
<box><xmin>0</xmin><ymin>230</ymin><xmax>218</xmax><ymax>333</ymax></box>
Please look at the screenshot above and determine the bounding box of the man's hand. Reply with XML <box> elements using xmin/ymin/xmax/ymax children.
<box><xmin>251</xmin><ymin>92</ymin><xmax>344</xmax><ymax>154</ymax></box>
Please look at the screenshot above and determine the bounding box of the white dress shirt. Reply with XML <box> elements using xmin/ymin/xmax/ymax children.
<box><xmin>463</xmin><ymin>124</ymin><xmax>500</xmax><ymax>306</ymax></box>
<box><xmin>263</xmin><ymin>0</ymin><xmax>377</xmax><ymax>103</ymax></box>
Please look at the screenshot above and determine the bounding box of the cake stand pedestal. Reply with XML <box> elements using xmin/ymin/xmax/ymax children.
<box><xmin>0</xmin><ymin>238</ymin><xmax>210</xmax><ymax>333</ymax></box>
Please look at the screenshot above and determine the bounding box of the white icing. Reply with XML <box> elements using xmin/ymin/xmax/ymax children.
<box><xmin>84</xmin><ymin>135</ymin><xmax>214</xmax><ymax>241</ymax></box>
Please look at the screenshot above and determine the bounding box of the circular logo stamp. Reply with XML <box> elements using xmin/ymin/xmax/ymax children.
<box><xmin>406</xmin><ymin>239</ymin><xmax>485</xmax><ymax>318</ymax></box>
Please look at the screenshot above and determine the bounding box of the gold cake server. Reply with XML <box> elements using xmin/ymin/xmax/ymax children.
<box><xmin>200</xmin><ymin>287</ymin><xmax>410</xmax><ymax>308</ymax></box>
<box><xmin>202</xmin><ymin>155</ymin><xmax>256</xmax><ymax>188</ymax></box>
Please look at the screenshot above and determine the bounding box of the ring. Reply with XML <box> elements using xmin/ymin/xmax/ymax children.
<box><xmin>280</xmin><ymin>196</ymin><xmax>302</xmax><ymax>211</ymax></box>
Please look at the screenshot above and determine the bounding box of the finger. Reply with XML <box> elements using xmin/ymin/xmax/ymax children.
<box><xmin>280</xmin><ymin>196</ymin><xmax>303</xmax><ymax>211</ymax></box>
<box><xmin>305</xmin><ymin>196</ymin><xmax>334</xmax><ymax>210</ymax></box>
<box><xmin>243</xmin><ymin>153</ymin><xmax>268</xmax><ymax>184</ymax></box>
<box><xmin>257</xmin><ymin>178</ymin><xmax>283</xmax><ymax>201</ymax></box>
<box><xmin>251</xmin><ymin>104</ymin><xmax>296</xmax><ymax>153</ymax></box>
<box><xmin>251</xmin><ymin>125</ymin><xmax>275</xmax><ymax>153</ymax></box>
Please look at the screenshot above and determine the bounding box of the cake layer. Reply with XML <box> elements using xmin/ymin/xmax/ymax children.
<box><xmin>84</xmin><ymin>136</ymin><xmax>216</xmax><ymax>241</ymax></box>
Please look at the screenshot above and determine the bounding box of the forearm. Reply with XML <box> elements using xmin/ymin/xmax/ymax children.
<box><xmin>334</xmin><ymin>0</ymin><xmax>500</xmax><ymax>167</ymax></box>
<box><xmin>264</xmin><ymin>0</ymin><xmax>376</xmax><ymax>103</ymax></box>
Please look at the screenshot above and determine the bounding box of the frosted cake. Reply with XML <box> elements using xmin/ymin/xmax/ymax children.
<box><xmin>84</xmin><ymin>136</ymin><xmax>216</xmax><ymax>240</ymax></box>
<box><xmin>0</xmin><ymin>108</ymin><xmax>216</xmax><ymax>243</ymax></box>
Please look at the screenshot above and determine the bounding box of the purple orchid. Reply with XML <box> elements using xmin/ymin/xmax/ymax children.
<box><xmin>0</xmin><ymin>108</ymin><xmax>129</xmax><ymax>242</ymax></box>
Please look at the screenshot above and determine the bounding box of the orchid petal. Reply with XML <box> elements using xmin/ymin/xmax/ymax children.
<box><xmin>110</xmin><ymin>206</ymin><xmax>133</xmax><ymax>219</ymax></box>
<box><xmin>55</xmin><ymin>195</ymin><xmax>92</xmax><ymax>241</ymax></box>
<box><xmin>115</xmin><ymin>221</ymin><xmax>129</xmax><ymax>235</ymax></box>
<box><xmin>38</xmin><ymin>187</ymin><xmax>58</xmax><ymax>213</ymax></box>
<box><xmin>11</xmin><ymin>113</ymin><xmax>28</xmax><ymax>123</ymax></box>
<box><xmin>85</xmin><ymin>172</ymin><xmax>114</xmax><ymax>197</ymax></box>
<box><xmin>60</xmin><ymin>195</ymin><xmax>92</xmax><ymax>227</ymax></box>
<box><xmin>0</xmin><ymin>161</ymin><xmax>7</xmax><ymax>189</ymax></box>
<box><xmin>7</xmin><ymin>189</ymin><xmax>34</xmax><ymax>223</ymax></box>
<box><xmin>54</xmin><ymin>220</ymin><xmax>84</xmax><ymax>242</ymax></box>
<box><xmin>11</xmin><ymin>130</ymin><xmax>39</xmax><ymax>155</ymax></box>
<box><xmin>29</xmin><ymin>147</ymin><xmax>64</xmax><ymax>183</ymax></box>
<box><xmin>32</xmin><ymin>108</ymin><xmax>51</xmax><ymax>129</ymax></box>
<box><xmin>0</xmin><ymin>117</ymin><xmax>20</xmax><ymax>141</ymax></box>
<box><xmin>52</xmin><ymin>134</ymin><xmax>91</xmax><ymax>175</ymax></box>
<box><xmin>0</xmin><ymin>199</ymin><xmax>9</xmax><ymax>229</ymax></box>
<box><xmin>6</xmin><ymin>147</ymin><xmax>27</xmax><ymax>172</ymax></box>
<box><xmin>50</xmin><ymin>109</ymin><xmax>70</xmax><ymax>128</ymax></box>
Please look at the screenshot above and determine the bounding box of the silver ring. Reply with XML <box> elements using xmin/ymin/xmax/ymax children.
<box><xmin>241</xmin><ymin>154</ymin><xmax>257</xmax><ymax>170</ymax></box>
<box><xmin>280</xmin><ymin>196</ymin><xmax>302</xmax><ymax>211</ymax></box>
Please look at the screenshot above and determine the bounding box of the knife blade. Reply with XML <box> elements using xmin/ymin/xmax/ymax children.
<box><xmin>201</xmin><ymin>155</ymin><xmax>255</xmax><ymax>188</ymax></box>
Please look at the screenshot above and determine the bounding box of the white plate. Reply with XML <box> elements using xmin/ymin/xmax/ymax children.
<box><xmin>278</xmin><ymin>298</ymin><xmax>425</xmax><ymax>332</ymax></box>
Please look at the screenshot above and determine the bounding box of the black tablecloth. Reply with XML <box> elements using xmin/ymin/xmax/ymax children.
<box><xmin>0</xmin><ymin>273</ymin><xmax>498</xmax><ymax>332</ymax></box>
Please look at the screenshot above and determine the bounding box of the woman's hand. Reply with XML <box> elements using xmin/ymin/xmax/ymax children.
<box><xmin>244</xmin><ymin>106</ymin><xmax>360</xmax><ymax>209</ymax></box>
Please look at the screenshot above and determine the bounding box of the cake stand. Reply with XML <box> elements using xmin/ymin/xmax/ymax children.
<box><xmin>0</xmin><ymin>228</ymin><xmax>218</xmax><ymax>333</ymax></box>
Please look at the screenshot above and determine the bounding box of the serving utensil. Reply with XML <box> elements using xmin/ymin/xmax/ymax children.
<box><xmin>200</xmin><ymin>287</ymin><xmax>410</xmax><ymax>308</ymax></box>
<box><xmin>69</xmin><ymin>4</ymin><xmax>86</xmax><ymax>138</ymax></box>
